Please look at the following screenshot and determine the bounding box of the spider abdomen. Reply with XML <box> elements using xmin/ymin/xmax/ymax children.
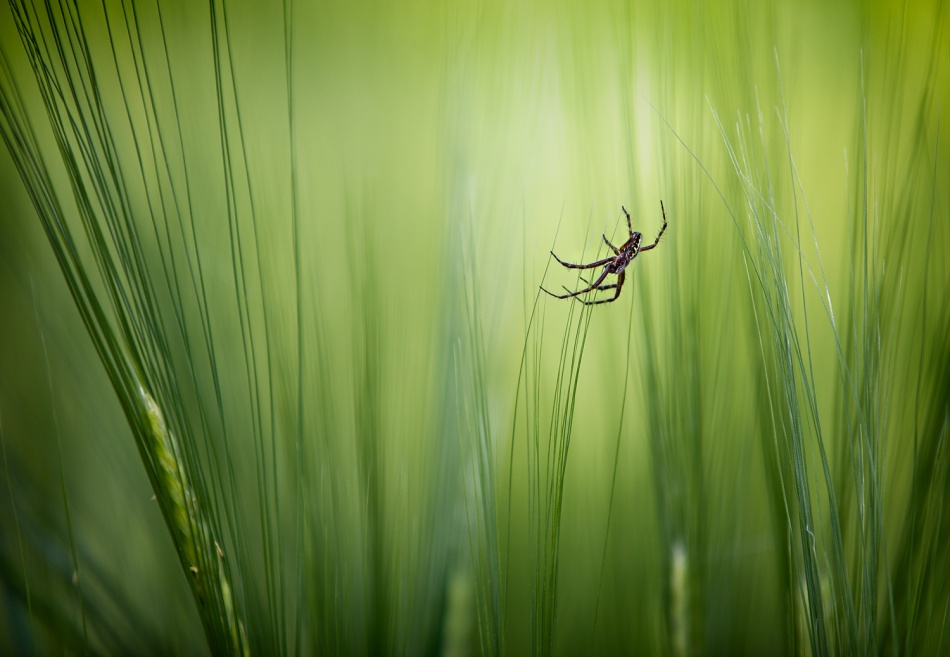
<box><xmin>612</xmin><ymin>232</ymin><xmax>642</xmax><ymax>273</ymax></box>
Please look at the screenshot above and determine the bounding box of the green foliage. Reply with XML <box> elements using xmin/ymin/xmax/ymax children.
<box><xmin>0</xmin><ymin>0</ymin><xmax>947</xmax><ymax>655</ymax></box>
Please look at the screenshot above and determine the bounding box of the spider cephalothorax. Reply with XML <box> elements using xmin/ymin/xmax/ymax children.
<box><xmin>541</xmin><ymin>201</ymin><xmax>667</xmax><ymax>305</ymax></box>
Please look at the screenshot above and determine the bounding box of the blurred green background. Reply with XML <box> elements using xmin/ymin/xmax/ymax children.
<box><xmin>0</xmin><ymin>0</ymin><xmax>947</xmax><ymax>654</ymax></box>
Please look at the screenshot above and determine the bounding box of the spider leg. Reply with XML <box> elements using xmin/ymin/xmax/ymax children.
<box><xmin>639</xmin><ymin>200</ymin><xmax>668</xmax><ymax>252</ymax></box>
<box><xmin>621</xmin><ymin>205</ymin><xmax>634</xmax><ymax>239</ymax></box>
<box><xmin>579</xmin><ymin>274</ymin><xmax>618</xmax><ymax>291</ymax></box>
<box><xmin>550</xmin><ymin>251</ymin><xmax>614</xmax><ymax>270</ymax></box>
<box><xmin>602</xmin><ymin>234</ymin><xmax>620</xmax><ymax>254</ymax></box>
<box><xmin>579</xmin><ymin>270</ymin><xmax>625</xmax><ymax>305</ymax></box>
<box><xmin>541</xmin><ymin>266</ymin><xmax>611</xmax><ymax>299</ymax></box>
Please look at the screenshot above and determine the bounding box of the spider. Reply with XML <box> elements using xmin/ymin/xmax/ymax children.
<box><xmin>541</xmin><ymin>201</ymin><xmax>668</xmax><ymax>305</ymax></box>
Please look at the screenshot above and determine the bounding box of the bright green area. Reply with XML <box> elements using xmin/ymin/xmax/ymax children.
<box><xmin>0</xmin><ymin>0</ymin><xmax>947</xmax><ymax>654</ymax></box>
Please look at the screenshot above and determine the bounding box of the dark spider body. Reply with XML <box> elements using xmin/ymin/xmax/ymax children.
<box><xmin>541</xmin><ymin>201</ymin><xmax>667</xmax><ymax>305</ymax></box>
